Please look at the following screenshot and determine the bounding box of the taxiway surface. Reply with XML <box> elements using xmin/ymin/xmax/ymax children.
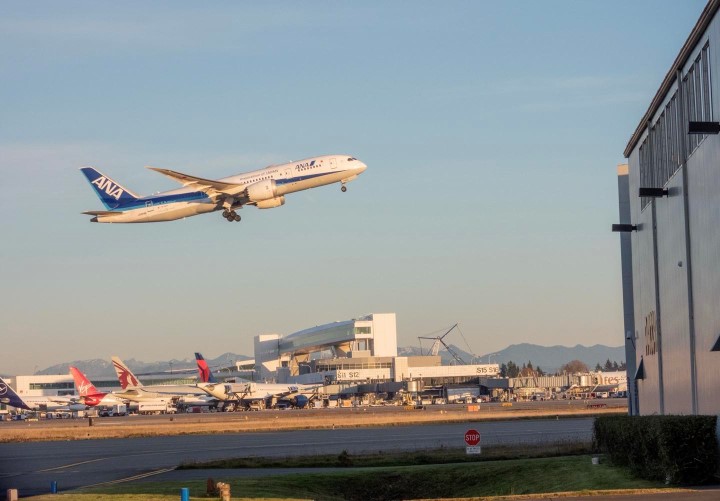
<box><xmin>0</xmin><ymin>417</ymin><xmax>593</xmax><ymax>497</ymax></box>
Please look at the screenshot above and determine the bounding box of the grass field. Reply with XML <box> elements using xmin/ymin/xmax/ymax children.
<box><xmin>179</xmin><ymin>441</ymin><xmax>593</xmax><ymax>469</ymax></box>
<box><xmin>24</xmin><ymin>455</ymin><xmax>674</xmax><ymax>501</ymax></box>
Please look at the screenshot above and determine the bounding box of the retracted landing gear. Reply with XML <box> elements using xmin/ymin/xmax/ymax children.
<box><xmin>222</xmin><ymin>209</ymin><xmax>241</xmax><ymax>222</ymax></box>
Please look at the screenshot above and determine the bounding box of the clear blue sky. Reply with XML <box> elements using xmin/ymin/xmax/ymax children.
<box><xmin>0</xmin><ymin>1</ymin><xmax>708</xmax><ymax>374</ymax></box>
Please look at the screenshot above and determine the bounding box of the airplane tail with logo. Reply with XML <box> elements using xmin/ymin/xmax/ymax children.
<box><xmin>0</xmin><ymin>376</ymin><xmax>32</xmax><ymax>410</ymax></box>
<box><xmin>80</xmin><ymin>167</ymin><xmax>141</xmax><ymax>210</ymax></box>
<box><xmin>195</xmin><ymin>352</ymin><xmax>218</xmax><ymax>383</ymax></box>
<box><xmin>111</xmin><ymin>356</ymin><xmax>143</xmax><ymax>390</ymax></box>
<box><xmin>69</xmin><ymin>367</ymin><xmax>102</xmax><ymax>397</ymax></box>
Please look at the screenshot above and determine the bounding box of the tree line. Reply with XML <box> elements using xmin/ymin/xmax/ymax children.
<box><xmin>498</xmin><ymin>359</ymin><xmax>627</xmax><ymax>378</ymax></box>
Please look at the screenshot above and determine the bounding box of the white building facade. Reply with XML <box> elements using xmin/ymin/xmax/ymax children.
<box><xmin>254</xmin><ymin>313</ymin><xmax>498</xmax><ymax>384</ymax></box>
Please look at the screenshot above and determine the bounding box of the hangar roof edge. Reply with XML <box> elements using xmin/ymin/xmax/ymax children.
<box><xmin>624</xmin><ymin>0</ymin><xmax>720</xmax><ymax>158</ymax></box>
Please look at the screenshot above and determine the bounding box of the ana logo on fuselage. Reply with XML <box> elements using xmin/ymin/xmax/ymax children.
<box><xmin>91</xmin><ymin>176</ymin><xmax>124</xmax><ymax>200</ymax></box>
<box><xmin>295</xmin><ymin>160</ymin><xmax>316</xmax><ymax>171</ymax></box>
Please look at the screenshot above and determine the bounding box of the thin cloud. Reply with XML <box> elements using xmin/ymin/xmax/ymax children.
<box><xmin>0</xmin><ymin>8</ymin><xmax>322</xmax><ymax>53</ymax></box>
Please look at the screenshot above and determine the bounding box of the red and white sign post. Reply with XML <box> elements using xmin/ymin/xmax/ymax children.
<box><xmin>465</xmin><ymin>428</ymin><xmax>481</xmax><ymax>455</ymax></box>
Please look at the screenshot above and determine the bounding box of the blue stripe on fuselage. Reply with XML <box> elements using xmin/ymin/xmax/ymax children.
<box><xmin>117</xmin><ymin>191</ymin><xmax>211</xmax><ymax>210</ymax></box>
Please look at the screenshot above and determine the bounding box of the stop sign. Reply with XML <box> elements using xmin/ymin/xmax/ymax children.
<box><xmin>465</xmin><ymin>429</ymin><xmax>480</xmax><ymax>446</ymax></box>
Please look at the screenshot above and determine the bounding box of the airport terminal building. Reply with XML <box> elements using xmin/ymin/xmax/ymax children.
<box><xmin>3</xmin><ymin>310</ymin><xmax>633</xmax><ymax>411</ymax></box>
<box><xmin>255</xmin><ymin>313</ymin><xmax>499</xmax><ymax>388</ymax></box>
<box><xmin>619</xmin><ymin>0</ymin><xmax>720</xmax><ymax>415</ymax></box>
<box><xmin>3</xmin><ymin>313</ymin><xmax>498</xmax><ymax>406</ymax></box>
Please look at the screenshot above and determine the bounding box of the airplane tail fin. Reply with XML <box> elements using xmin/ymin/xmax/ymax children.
<box><xmin>111</xmin><ymin>356</ymin><xmax>143</xmax><ymax>390</ymax></box>
<box><xmin>69</xmin><ymin>367</ymin><xmax>101</xmax><ymax>396</ymax></box>
<box><xmin>195</xmin><ymin>352</ymin><xmax>218</xmax><ymax>383</ymax></box>
<box><xmin>0</xmin><ymin>377</ymin><xmax>32</xmax><ymax>410</ymax></box>
<box><xmin>79</xmin><ymin>167</ymin><xmax>141</xmax><ymax>210</ymax></box>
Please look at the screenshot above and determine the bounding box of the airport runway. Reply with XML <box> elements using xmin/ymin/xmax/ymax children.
<box><xmin>0</xmin><ymin>417</ymin><xmax>593</xmax><ymax>498</ymax></box>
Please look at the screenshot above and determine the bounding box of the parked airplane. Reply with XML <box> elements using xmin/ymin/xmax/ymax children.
<box><xmin>80</xmin><ymin>154</ymin><xmax>367</xmax><ymax>223</ymax></box>
<box><xmin>193</xmin><ymin>354</ymin><xmax>306</xmax><ymax>408</ymax></box>
<box><xmin>111</xmin><ymin>356</ymin><xmax>215</xmax><ymax>406</ymax></box>
<box><xmin>193</xmin><ymin>353</ymin><xmax>316</xmax><ymax>410</ymax></box>
<box><xmin>200</xmin><ymin>379</ymin><xmax>316</xmax><ymax>409</ymax></box>
<box><xmin>69</xmin><ymin>367</ymin><xmax>126</xmax><ymax>407</ymax></box>
<box><xmin>0</xmin><ymin>377</ymin><xmax>84</xmax><ymax>412</ymax></box>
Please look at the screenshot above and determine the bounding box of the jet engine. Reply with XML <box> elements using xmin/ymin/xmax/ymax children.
<box><xmin>290</xmin><ymin>394</ymin><xmax>309</xmax><ymax>408</ymax></box>
<box><xmin>203</xmin><ymin>383</ymin><xmax>233</xmax><ymax>401</ymax></box>
<box><xmin>246</xmin><ymin>179</ymin><xmax>278</xmax><ymax>202</ymax></box>
<box><xmin>255</xmin><ymin>196</ymin><xmax>285</xmax><ymax>209</ymax></box>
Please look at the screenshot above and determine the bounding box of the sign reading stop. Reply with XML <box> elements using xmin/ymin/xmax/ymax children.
<box><xmin>465</xmin><ymin>429</ymin><xmax>481</xmax><ymax>446</ymax></box>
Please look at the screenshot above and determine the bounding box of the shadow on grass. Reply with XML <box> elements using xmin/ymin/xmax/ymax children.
<box><xmin>27</xmin><ymin>455</ymin><xmax>667</xmax><ymax>501</ymax></box>
<box><xmin>180</xmin><ymin>441</ymin><xmax>593</xmax><ymax>470</ymax></box>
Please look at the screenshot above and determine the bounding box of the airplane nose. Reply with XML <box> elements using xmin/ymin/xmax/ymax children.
<box><xmin>358</xmin><ymin>162</ymin><xmax>367</xmax><ymax>173</ymax></box>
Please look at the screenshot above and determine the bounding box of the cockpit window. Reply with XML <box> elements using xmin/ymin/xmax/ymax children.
<box><xmin>347</xmin><ymin>157</ymin><xmax>356</xmax><ymax>161</ymax></box>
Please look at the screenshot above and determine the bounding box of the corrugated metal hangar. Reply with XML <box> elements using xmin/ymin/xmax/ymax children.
<box><xmin>618</xmin><ymin>0</ymin><xmax>720</xmax><ymax>416</ymax></box>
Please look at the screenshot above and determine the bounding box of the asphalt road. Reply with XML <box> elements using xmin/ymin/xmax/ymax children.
<box><xmin>0</xmin><ymin>417</ymin><xmax>593</xmax><ymax>498</ymax></box>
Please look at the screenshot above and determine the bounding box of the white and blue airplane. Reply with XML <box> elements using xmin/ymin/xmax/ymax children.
<box><xmin>80</xmin><ymin>154</ymin><xmax>367</xmax><ymax>223</ymax></box>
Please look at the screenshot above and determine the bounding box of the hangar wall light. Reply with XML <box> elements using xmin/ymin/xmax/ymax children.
<box><xmin>688</xmin><ymin>121</ymin><xmax>720</xmax><ymax>134</ymax></box>
<box><xmin>712</xmin><ymin>335</ymin><xmax>720</xmax><ymax>352</ymax></box>
<box><xmin>638</xmin><ymin>187</ymin><xmax>669</xmax><ymax>197</ymax></box>
<box><xmin>634</xmin><ymin>358</ymin><xmax>646</xmax><ymax>381</ymax></box>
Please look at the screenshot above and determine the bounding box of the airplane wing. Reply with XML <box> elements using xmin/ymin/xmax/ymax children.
<box><xmin>48</xmin><ymin>396</ymin><xmax>81</xmax><ymax>405</ymax></box>
<box><xmin>273</xmin><ymin>386</ymin><xmax>300</xmax><ymax>398</ymax></box>
<box><xmin>146</xmin><ymin>167</ymin><xmax>246</xmax><ymax>198</ymax></box>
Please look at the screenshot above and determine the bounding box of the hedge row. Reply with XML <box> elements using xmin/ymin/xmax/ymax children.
<box><xmin>593</xmin><ymin>415</ymin><xmax>719</xmax><ymax>485</ymax></box>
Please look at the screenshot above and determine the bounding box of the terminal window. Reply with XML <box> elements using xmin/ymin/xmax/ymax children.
<box><xmin>29</xmin><ymin>382</ymin><xmax>74</xmax><ymax>390</ymax></box>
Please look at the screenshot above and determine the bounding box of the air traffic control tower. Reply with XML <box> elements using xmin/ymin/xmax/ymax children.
<box><xmin>255</xmin><ymin>313</ymin><xmax>398</xmax><ymax>382</ymax></box>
